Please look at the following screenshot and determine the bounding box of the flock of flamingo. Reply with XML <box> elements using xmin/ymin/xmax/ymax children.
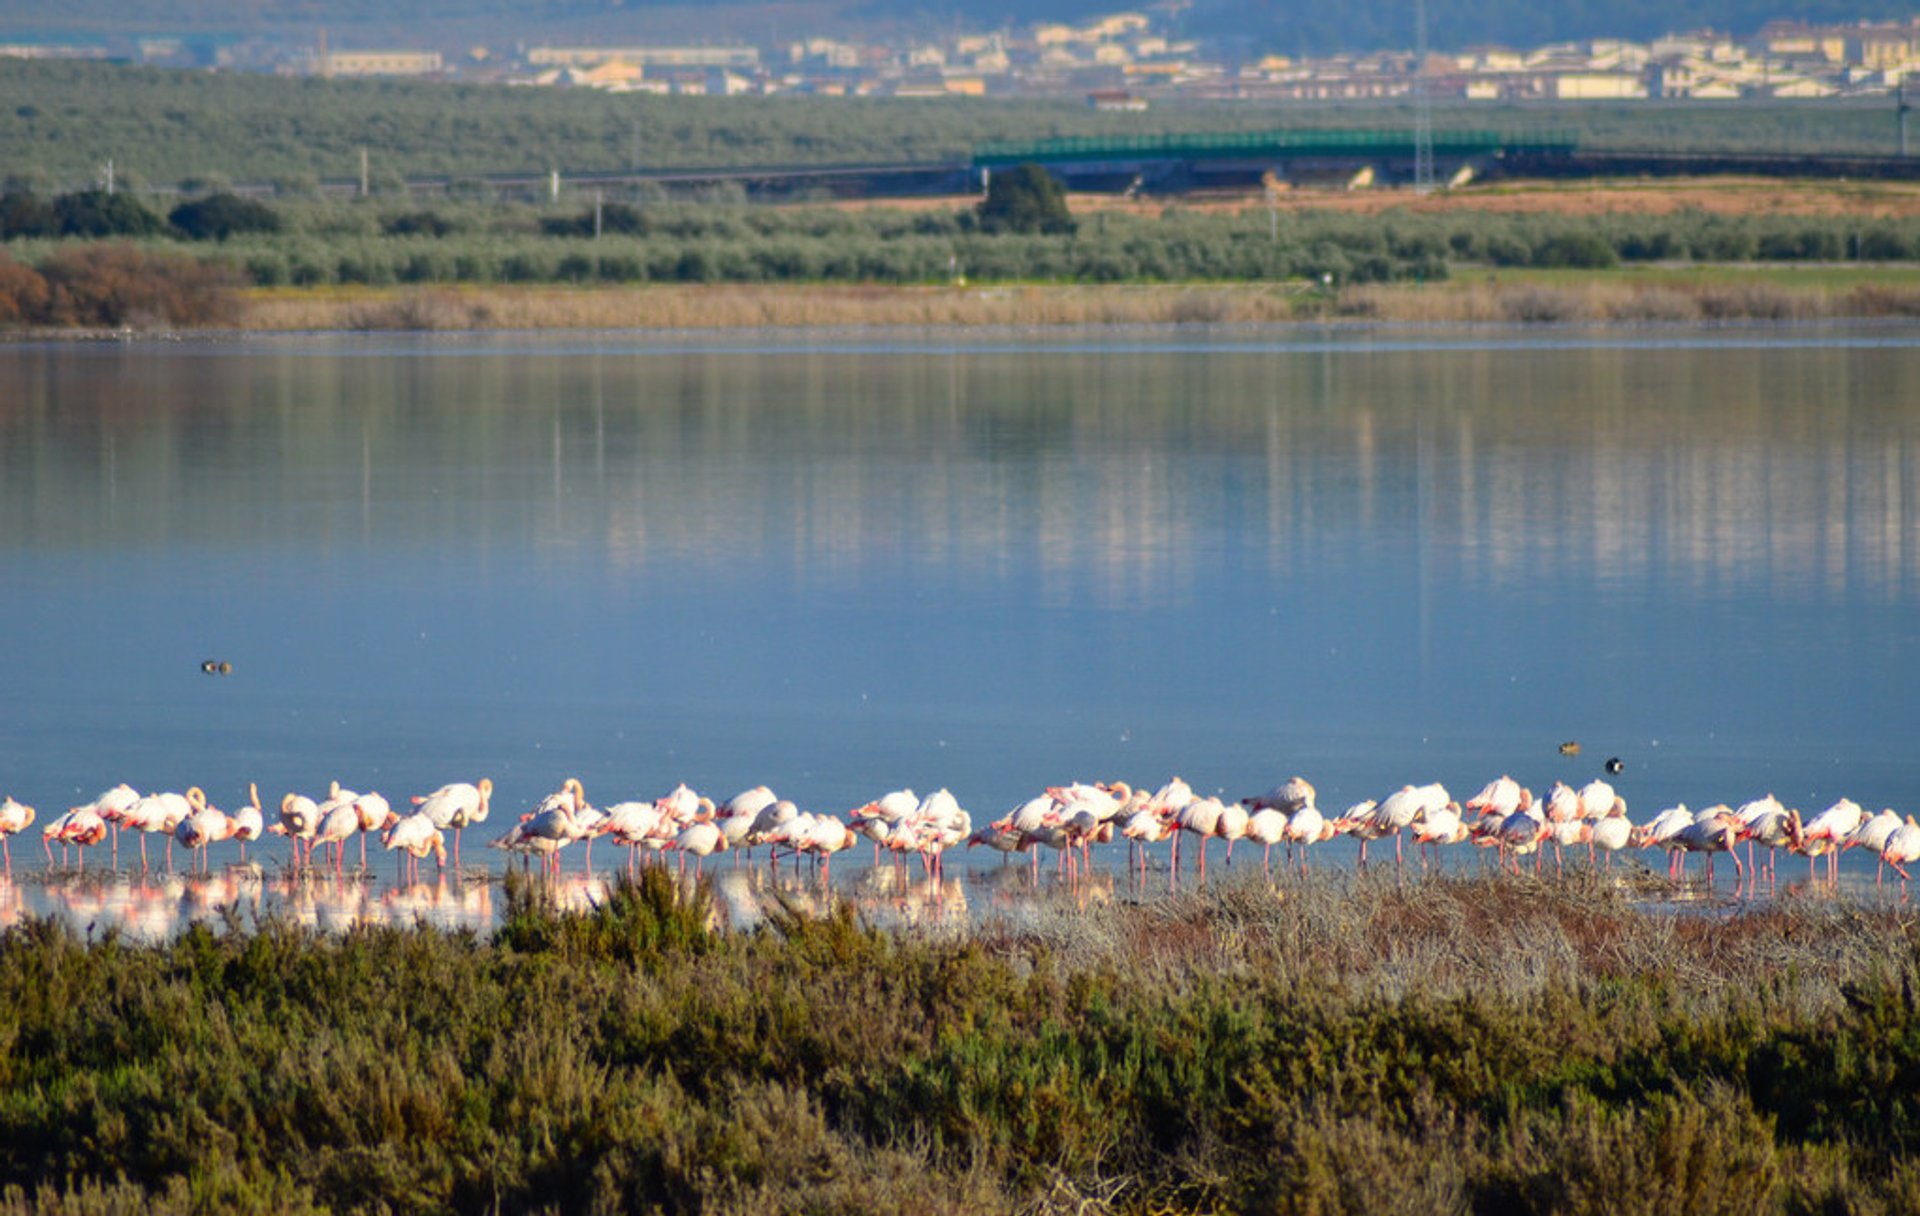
<box><xmin>1</xmin><ymin>771</ymin><xmax>1917</xmax><ymax>891</ymax></box>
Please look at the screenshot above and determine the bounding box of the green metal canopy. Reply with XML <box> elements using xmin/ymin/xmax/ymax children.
<box><xmin>973</xmin><ymin>129</ymin><xmax>1578</xmax><ymax>167</ymax></box>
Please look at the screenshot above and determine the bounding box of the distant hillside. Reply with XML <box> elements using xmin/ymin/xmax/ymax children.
<box><xmin>0</xmin><ymin>60</ymin><xmax>1905</xmax><ymax>191</ymax></box>
<box><xmin>0</xmin><ymin>0</ymin><xmax>1917</xmax><ymax>52</ymax></box>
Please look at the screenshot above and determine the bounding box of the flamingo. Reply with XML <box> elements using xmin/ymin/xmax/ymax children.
<box><xmin>1802</xmin><ymin>799</ymin><xmax>1866</xmax><ymax>881</ymax></box>
<box><xmin>42</xmin><ymin>806</ymin><xmax>107</xmax><ymax>871</ymax></box>
<box><xmin>1482</xmin><ymin>805</ymin><xmax>1548</xmax><ymax>871</ymax></box>
<box><xmin>1173</xmin><ymin>797</ymin><xmax>1227</xmax><ymax>877</ymax></box>
<box><xmin>1333</xmin><ymin>800</ymin><xmax>1388</xmax><ymax>866</ymax></box>
<box><xmin>670</xmin><ymin>821</ymin><xmax>728</xmax><ymax>875</ymax></box>
<box><xmin>383</xmin><ymin>812</ymin><xmax>447</xmax><ymax>883</ymax></box>
<box><xmin>1675</xmin><ymin>806</ymin><xmax>1745</xmax><ymax>886</ymax></box>
<box><xmin>1636</xmin><ymin>804</ymin><xmax>1696</xmax><ymax>880</ymax></box>
<box><xmin>230</xmin><ymin>784</ymin><xmax>265</xmax><ymax>863</ymax></box>
<box><xmin>523</xmin><ymin>795</ymin><xmax>588</xmax><ymax>876</ymax></box>
<box><xmin>414</xmin><ymin>778</ymin><xmax>493</xmax><ymax>868</ymax></box>
<box><xmin>174</xmin><ymin>797</ymin><xmax>235</xmax><ymax>872</ymax></box>
<box><xmin>272</xmin><ymin>792</ymin><xmax>322</xmax><ymax>868</ymax></box>
<box><xmin>1466</xmin><ymin>776</ymin><xmax>1531</xmax><ymax>823</ymax></box>
<box><xmin>601</xmin><ymin>801</ymin><xmax>668</xmax><ymax>870</ymax></box>
<box><xmin>1881</xmin><ymin>817</ymin><xmax>1920</xmax><ymax>883</ymax></box>
<box><xmin>313</xmin><ymin>800</ymin><xmax>362</xmax><ymax>873</ymax></box>
<box><xmin>1847</xmin><ymin>809</ymin><xmax>1902</xmax><ymax>885</ymax></box>
<box><xmin>1411</xmin><ymin>801</ymin><xmax>1468</xmax><ymax>858</ymax></box>
<box><xmin>1245</xmin><ymin>807</ymin><xmax>1287</xmax><ymax>872</ymax></box>
<box><xmin>1372</xmin><ymin>785</ymin><xmax>1432</xmax><ymax>864</ymax></box>
<box><xmin>967</xmin><ymin>825</ymin><xmax>1028</xmax><ymax>863</ymax></box>
<box><xmin>794</xmin><ymin>816</ymin><xmax>857</xmax><ymax>880</ymax></box>
<box><xmin>0</xmin><ymin>797</ymin><xmax>34</xmax><ymax>872</ymax></box>
<box><xmin>81</xmin><ymin>783</ymin><xmax>138</xmax><ymax>865</ymax></box>
<box><xmin>1119</xmin><ymin>807</ymin><xmax>1173</xmax><ymax>877</ymax></box>
<box><xmin>1589</xmin><ymin>800</ymin><xmax>1633</xmax><ymax>864</ymax></box>
<box><xmin>122</xmin><ymin>790</ymin><xmax>193</xmax><ymax>870</ymax></box>
<box><xmin>1215</xmin><ymin>802</ymin><xmax>1250</xmax><ymax>865</ymax></box>
<box><xmin>1283</xmin><ymin>803</ymin><xmax>1333</xmax><ymax>867</ymax></box>
<box><xmin>1244</xmin><ymin>776</ymin><xmax>1315</xmax><ymax>815</ymax></box>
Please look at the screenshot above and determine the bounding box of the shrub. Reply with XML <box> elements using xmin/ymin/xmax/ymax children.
<box><xmin>0</xmin><ymin>191</ymin><xmax>57</xmax><ymax>240</ymax></box>
<box><xmin>52</xmin><ymin>190</ymin><xmax>165</xmax><ymax>238</ymax></box>
<box><xmin>976</xmin><ymin>163</ymin><xmax>1074</xmax><ymax>236</ymax></box>
<box><xmin>1533</xmin><ymin>232</ymin><xmax>1618</xmax><ymax>269</ymax></box>
<box><xmin>168</xmin><ymin>193</ymin><xmax>282</xmax><ymax>241</ymax></box>
<box><xmin>36</xmin><ymin>243</ymin><xmax>238</xmax><ymax>327</ymax></box>
<box><xmin>383</xmin><ymin>211</ymin><xmax>454</xmax><ymax>237</ymax></box>
<box><xmin>0</xmin><ymin>252</ymin><xmax>49</xmax><ymax>324</ymax></box>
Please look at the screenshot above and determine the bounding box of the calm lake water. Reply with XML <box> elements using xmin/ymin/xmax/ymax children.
<box><xmin>2</xmin><ymin>324</ymin><xmax>1917</xmax><ymax>932</ymax></box>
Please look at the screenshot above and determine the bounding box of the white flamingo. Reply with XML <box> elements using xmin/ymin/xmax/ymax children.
<box><xmin>0</xmin><ymin>796</ymin><xmax>35</xmax><ymax>872</ymax></box>
<box><xmin>414</xmin><ymin>778</ymin><xmax>492</xmax><ymax>867</ymax></box>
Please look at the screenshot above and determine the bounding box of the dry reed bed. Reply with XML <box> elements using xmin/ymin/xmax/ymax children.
<box><xmin>2</xmin><ymin>869</ymin><xmax>1919</xmax><ymax>1215</ymax></box>
<box><xmin>239</xmin><ymin>280</ymin><xmax>1920</xmax><ymax>333</ymax></box>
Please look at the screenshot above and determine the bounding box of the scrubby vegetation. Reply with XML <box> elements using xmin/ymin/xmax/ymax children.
<box><xmin>0</xmin><ymin>244</ymin><xmax>237</xmax><ymax>327</ymax></box>
<box><xmin>10</xmin><ymin>186</ymin><xmax>1920</xmax><ymax>300</ymax></box>
<box><xmin>1</xmin><ymin>60</ymin><xmax>1915</xmax><ymax>190</ymax></box>
<box><xmin>0</xmin><ymin>868</ymin><xmax>1917</xmax><ymax>1214</ymax></box>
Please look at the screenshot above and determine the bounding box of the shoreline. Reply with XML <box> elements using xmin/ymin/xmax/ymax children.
<box><xmin>208</xmin><ymin>273</ymin><xmax>1920</xmax><ymax>332</ymax></box>
<box><xmin>7</xmin><ymin>272</ymin><xmax>1920</xmax><ymax>339</ymax></box>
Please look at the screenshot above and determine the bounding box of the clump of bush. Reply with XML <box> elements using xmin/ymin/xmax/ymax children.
<box><xmin>0</xmin><ymin>244</ymin><xmax>237</xmax><ymax>327</ymax></box>
<box><xmin>0</xmin><ymin>869</ymin><xmax>1916</xmax><ymax>1212</ymax></box>
<box><xmin>168</xmin><ymin>192</ymin><xmax>281</xmax><ymax>240</ymax></box>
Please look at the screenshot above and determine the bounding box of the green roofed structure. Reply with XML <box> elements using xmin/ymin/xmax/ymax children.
<box><xmin>971</xmin><ymin>129</ymin><xmax>1579</xmax><ymax>191</ymax></box>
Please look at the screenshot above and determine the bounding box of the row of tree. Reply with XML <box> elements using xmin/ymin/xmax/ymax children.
<box><xmin>2</xmin><ymin>59</ymin><xmax>1913</xmax><ymax>190</ymax></box>
<box><xmin>0</xmin><ymin>189</ymin><xmax>280</xmax><ymax>241</ymax></box>
<box><xmin>12</xmin><ymin>169</ymin><xmax>1920</xmax><ymax>291</ymax></box>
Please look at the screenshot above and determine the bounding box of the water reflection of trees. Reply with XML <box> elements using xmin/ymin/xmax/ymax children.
<box><xmin>2</xmin><ymin>340</ymin><xmax>1913</xmax><ymax>600</ymax></box>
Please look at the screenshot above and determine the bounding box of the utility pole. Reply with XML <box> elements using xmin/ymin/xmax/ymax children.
<box><xmin>1900</xmin><ymin>80</ymin><xmax>1912</xmax><ymax>157</ymax></box>
<box><xmin>593</xmin><ymin>190</ymin><xmax>603</xmax><ymax>239</ymax></box>
<box><xmin>104</xmin><ymin>157</ymin><xmax>114</xmax><ymax>195</ymax></box>
<box><xmin>359</xmin><ymin>148</ymin><xmax>369</xmax><ymax>197</ymax></box>
<box><xmin>1412</xmin><ymin>0</ymin><xmax>1435</xmax><ymax>192</ymax></box>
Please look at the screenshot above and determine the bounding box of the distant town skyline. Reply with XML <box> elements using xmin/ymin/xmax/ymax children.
<box><xmin>10</xmin><ymin>8</ymin><xmax>1913</xmax><ymax>105</ymax></box>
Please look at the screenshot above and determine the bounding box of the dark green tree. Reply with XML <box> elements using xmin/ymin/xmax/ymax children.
<box><xmin>53</xmin><ymin>190</ymin><xmax>165</xmax><ymax>238</ymax></box>
<box><xmin>976</xmin><ymin>163</ymin><xmax>1074</xmax><ymax>236</ymax></box>
<box><xmin>0</xmin><ymin>190</ymin><xmax>58</xmax><ymax>239</ymax></box>
<box><xmin>169</xmin><ymin>192</ymin><xmax>282</xmax><ymax>240</ymax></box>
<box><xmin>384</xmin><ymin>210</ymin><xmax>455</xmax><ymax>237</ymax></box>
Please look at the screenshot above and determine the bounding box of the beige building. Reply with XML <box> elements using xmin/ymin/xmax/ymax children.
<box><xmin>529</xmin><ymin>45</ymin><xmax>759</xmax><ymax>68</ymax></box>
<box><xmin>1547</xmin><ymin>71</ymin><xmax>1648</xmax><ymax>99</ymax></box>
<box><xmin>321</xmin><ymin>49</ymin><xmax>443</xmax><ymax>76</ymax></box>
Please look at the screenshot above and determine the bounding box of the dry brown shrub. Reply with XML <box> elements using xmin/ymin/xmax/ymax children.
<box><xmin>1499</xmin><ymin>286</ymin><xmax>1589</xmax><ymax>323</ymax></box>
<box><xmin>0</xmin><ymin>253</ymin><xmax>49</xmax><ymax>325</ymax></box>
<box><xmin>37</xmin><ymin>243</ymin><xmax>238</xmax><ymax>328</ymax></box>
<box><xmin>343</xmin><ymin>290</ymin><xmax>485</xmax><ymax>331</ymax></box>
<box><xmin>1844</xmin><ymin>285</ymin><xmax>1920</xmax><ymax>317</ymax></box>
<box><xmin>1693</xmin><ymin>283</ymin><xmax>1810</xmax><ymax>322</ymax></box>
<box><xmin>1603</xmin><ymin>287</ymin><xmax>1703</xmax><ymax>323</ymax></box>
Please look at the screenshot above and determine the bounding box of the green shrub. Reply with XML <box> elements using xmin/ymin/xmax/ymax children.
<box><xmin>169</xmin><ymin>192</ymin><xmax>281</xmax><ymax>241</ymax></box>
<box><xmin>53</xmin><ymin>190</ymin><xmax>165</xmax><ymax>238</ymax></box>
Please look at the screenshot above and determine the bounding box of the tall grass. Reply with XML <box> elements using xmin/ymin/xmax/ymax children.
<box><xmin>0</xmin><ymin>868</ymin><xmax>1918</xmax><ymax>1213</ymax></box>
<box><xmin>244</xmin><ymin>278</ymin><xmax>1920</xmax><ymax>332</ymax></box>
